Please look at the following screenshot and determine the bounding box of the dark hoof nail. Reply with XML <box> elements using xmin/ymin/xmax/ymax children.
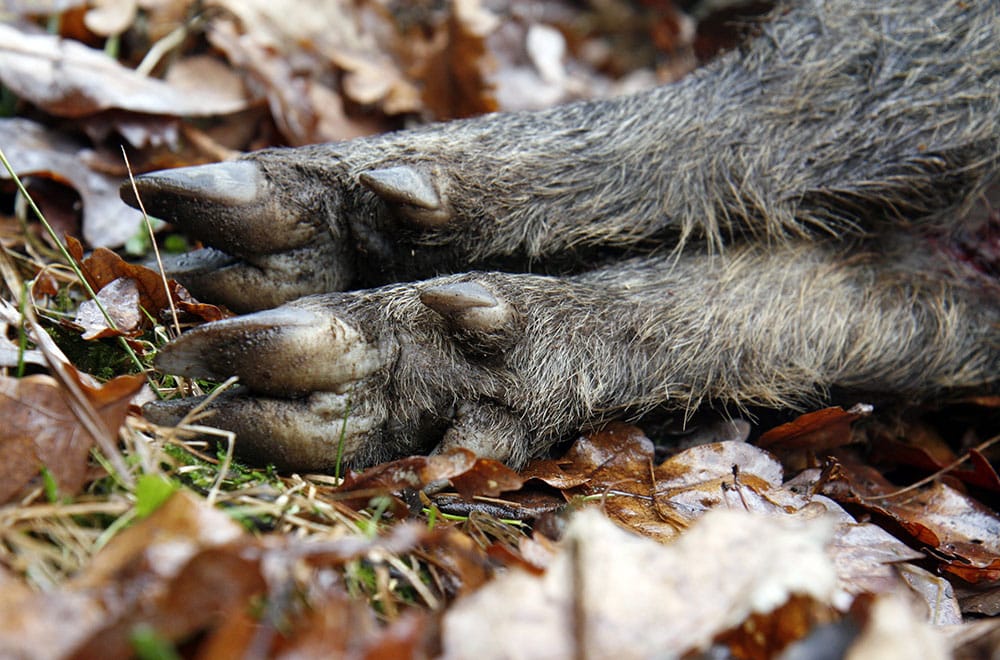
<box><xmin>168</xmin><ymin>243</ymin><xmax>354</xmax><ymax>314</ymax></box>
<box><xmin>420</xmin><ymin>281</ymin><xmax>515</xmax><ymax>334</ymax></box>
<box><xmin>155</xmin><ymin>305</ymin><xmax>391</xmax><ymax>395</ymax></box>
<box><xmin>359</xmin><ymin>165</ymin><xmax>451</xmax><ymax>227</ymax></box>
<box><xmin>122</xmin><ymin>161</ymin><xmax>263</xmax><ymax>208</ymax></box>
<box><xmin>121</xmin><ymin>161</ymin><xmax>318</xmax><ymax>256</ymax></box>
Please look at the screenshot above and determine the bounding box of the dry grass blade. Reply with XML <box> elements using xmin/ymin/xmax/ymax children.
<box><xmin>121</xmin><ymin>147</ymin><xmax>182</xmax><ymax>338</ymax></box>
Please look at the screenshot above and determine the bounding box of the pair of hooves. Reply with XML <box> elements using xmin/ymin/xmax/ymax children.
<box><xmin>121</xmin><ymin>159</ymin><xmax>451</xmax><ymax>312</ymax></box>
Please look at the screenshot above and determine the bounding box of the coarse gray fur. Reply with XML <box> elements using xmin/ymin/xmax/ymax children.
<box><xmin>136</xmin><ymin>0</ymin><xmax>1000</xmax><ymax>470</ymax></box>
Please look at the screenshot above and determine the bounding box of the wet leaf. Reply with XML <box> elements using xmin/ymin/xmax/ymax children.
<box><xmin>74</xmin><ymin>276</ymin><xmax>142</xmax><ymax>339</ymax></box>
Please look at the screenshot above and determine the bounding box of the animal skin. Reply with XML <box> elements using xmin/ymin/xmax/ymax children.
<box><xmin>130</xmin><ymin>0</ymin><xmax>1000</xmax><ymax>470</ymax></box>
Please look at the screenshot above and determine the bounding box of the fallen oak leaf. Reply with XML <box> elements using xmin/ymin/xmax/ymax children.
<box><xmin>757</xmin><ymin>404</ymin><xmax>871</xmax><ymax>451</ymax></box>
<box><xmin>818</xmin><ymin>459</ymin><xmax>1000</xmax><ymax>583</ymax></box>
<box><xmin>0</xmin><ymin>371</ymin><xmax>144</xmax><ymax>502</ymax></box>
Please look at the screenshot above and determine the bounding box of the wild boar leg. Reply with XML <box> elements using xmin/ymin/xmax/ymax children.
<box><xmin>144</xmin><ymin>241</ymin><xmax>1000</xmax><ymax>470</ymax></box>
<box><xmin>122</xmin><ymin>0</ymin><xmax>999</xmax><ymax>312</ymax></box>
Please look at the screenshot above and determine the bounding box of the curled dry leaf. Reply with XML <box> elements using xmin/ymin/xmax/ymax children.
<box><xmin>340</xmin><ymin>448</ymin><xmax>523</xmax><ymax>503</ymax></box>
<box><xmin>206</xmin><ymin>0</ymin><xmax>390</xmax><ymax>144</ymax></box>
<box><xmin>67</xmin><ymin>236</ymin><xmax>225</xmax><ymax>325</ymax></box>
<box><xmin>819</xmin><ymin>459</ymin><xmax>1000</xmax><ymax>583</ymax></box>
<box><xmin>757</xmin><ymin>404</ymin><xmax>870</xmax><ymax>451</ymax></box>
<box><xmin>0</xmin><ymin>118</ymin><xmax>142</xmax><ymax>247</ymax></box>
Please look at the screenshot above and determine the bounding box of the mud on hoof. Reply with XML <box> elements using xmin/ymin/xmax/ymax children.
<box><xmin>144</xmin><ymin>274</ymin><xmax>538</xmax><ymax>471</ymax></box>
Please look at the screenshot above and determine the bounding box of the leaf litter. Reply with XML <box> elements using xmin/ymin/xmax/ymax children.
<box><xmin>0</xmin><ymin>1</ymin><xmax>998</xmax><ymax>658</ymax></box>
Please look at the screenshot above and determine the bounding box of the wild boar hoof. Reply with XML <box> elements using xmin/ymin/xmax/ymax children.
<box><xmin>144</xmin><ymin>275</ymin><xmax>538</xmax><ymax>471</ymax></box>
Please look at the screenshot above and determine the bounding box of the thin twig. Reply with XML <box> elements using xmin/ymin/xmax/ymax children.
<box><xmin>867</xmin><ymin>433</ymin><xmax>1000</xmax><ymax>500</ymax></box>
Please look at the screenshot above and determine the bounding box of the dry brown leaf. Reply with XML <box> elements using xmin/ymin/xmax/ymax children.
<box><xmin>339</xmin><ymin>448</ymin><xmax>523</xmax><ymax>505</ymax></box>
<box><xmin>74</xmin><ymin>547</ymin><xmax>266</xmax><ymax>658</ymax></box>
<box><xmin>0</xmin><ymin>23</ymin><xmax>249</xmax><ymax>118</ymax></box>
<box><xmin>716</xmin><ymin>594</ymin><xmax>840</xmax><ymax>660</ymax></box>
<box><xmin>0</xmin><ymin>368</ymin><xmax>145</xmax><ymax>501</ymax></box>
<box><xmin>869</xmin><ymin>421</ymin><xmax>1000</xmax><ymax>492</ymax></box>
<box><xmin>0</xmin><ymin>578</ymin><xmax>104</xmax><ymax>659</ymax></box>
<box><xmin>163</xmin><ymin>55</ymin><xmax>252</xmax><ymax>115</ymax></box>
<box><xmin>444</xmin><ymin>508</ymin><xmax>950</xmax><ymax>659</ymax></box>
<box><xmin>67</xmin><ymin>236</ymin><xmax>226</xmax><ymax>324</ymax></box>
<box><xmin>757</xmin><ymin>404</ymin><xmax>868</xmax><ymax>451</ymax></box>
<box><xmin>67</xmin><ymin>491</ymin><xmax>262</xmax><ymax>657</ymax></box>
<box><xmin>0</xmin><ymin>118</ymin><xmax>143</xmax><ymax>247</ymax></box>
<box><xmin>521</xmin><ymin>426</ymin><xmax>941</xmax><ymax>612</ymax></box>
<box><xmin>268</xmin><ymin>588</ymin><xmax>426</xmax><ymax>659</ymax></box>
<box><xmin>206</xmin><ymin>0</ymin><xmax>389</xmax><ymax>144</ymax></box>
<box><xmin>442</xmin><ymin>508</ymin><xmax>844</xmax><ymax>658</ymax></box>
<box><xmin>0</xmin><ymin>371</ymin><xmax>144</xmax><ymax>502</ymax></box>
<box><xmin>168</xmin><ymin>280</ymin><xmax>227</xmax><ymax>323</ymax></box>
<box><xmin>417</xmin><ymin>0</ymin><xmax>499</xmax><ymax>120</ymax></box>
<box><xmin>419</xmin><ymin>527</ymin><xmax>494</xmax><ymax>600</ymax></box>
<box><xmin>819</xmin><ymin>460</ymin><xmax>1000</xmax><ymax>583</ymax></box>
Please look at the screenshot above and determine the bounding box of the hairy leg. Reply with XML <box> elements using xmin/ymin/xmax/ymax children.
<box><xmin>123</xmin><ymin>0</ymin><xmax>999</xmax><ymax>312</ymax></box>
<box><xmin>145</xmin><ymin>241</ymin><xmax>999</xmax><ymax>470</ymax></box>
